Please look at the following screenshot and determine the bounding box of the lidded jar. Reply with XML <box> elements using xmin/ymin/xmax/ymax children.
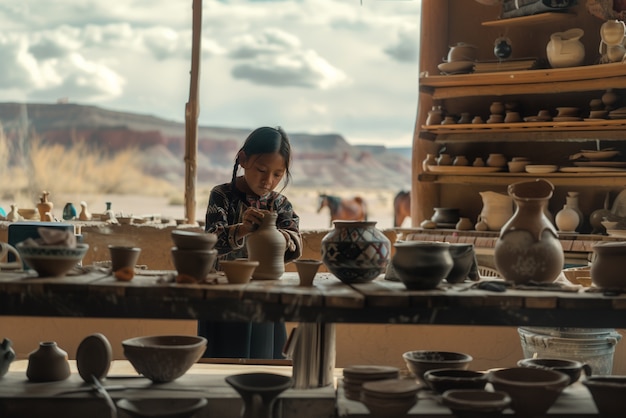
<box><xmin>246</xmin><ymin>211</ymin><xmax>286</xmax><ymax>280</ymax></box>
<box><xmin>321</xmin><ymin>221</ymin><xmax>390</xmax><ymax>284</ymax></box>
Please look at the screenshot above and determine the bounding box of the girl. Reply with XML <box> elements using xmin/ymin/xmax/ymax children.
<box><xmin>201</xmin><ymin>126</ymin><xmax>302</xmax><ymax>359</ymax></box>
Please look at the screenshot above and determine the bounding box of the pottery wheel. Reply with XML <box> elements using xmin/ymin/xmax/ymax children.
<box><xmin>76</xmin><ymin>333</ymin><xmax>112</xmax><ymax>382</ymax></box>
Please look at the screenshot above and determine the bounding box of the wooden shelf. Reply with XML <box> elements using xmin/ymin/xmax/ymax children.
<box><xmin>419</xmin><ymin>172</ymin><xmax>626</xmax><ymax>187</ymax></box>
<box><xmin>481</xmin><ymin>12</ymin><xmax>576</xmax><ymax>27</ymax></box>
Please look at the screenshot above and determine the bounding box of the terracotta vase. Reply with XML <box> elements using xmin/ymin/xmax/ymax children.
<box><xmin>321</xmin><ymin>221</ymin><xmax>390</xmax><ymax>284</ymax></box>
<box><xmin>37</xmin><ymin>191</ymin><xmax>53</xmax><ymax>221</ymax></box>
<box><xmin>0</xmin><ymin>338</ymin><xmax>16</xmax><ymax>378</ymax></box>
<box><xmin>26</xmin><ymin>341</ymin><xmax>71</xmax><ymax>382</ymax></box>
<box><xmin>494</xmin><ymin>179</ymin><xmax>564</xmax><ymax>285</ymax></box>
<box><xmin>246</xmin><ymin>211</ymin><xmax>286</xmax><ymax>280</ymax></box>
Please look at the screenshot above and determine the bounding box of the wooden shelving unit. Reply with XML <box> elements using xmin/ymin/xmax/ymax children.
<box><xmin>481</xmin><ymin>12</ymin><xmax>577</xmax><ymax>27</ymax></box>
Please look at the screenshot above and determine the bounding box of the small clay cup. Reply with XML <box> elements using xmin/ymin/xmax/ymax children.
<box><xmin>294</xmin><ymin>259</ymin><xmax>323</xmax><ymax>286</ymax></box>
<box><xmin>219</xmin><ymin>259</ymin><xmax>259</xmax><ymax>284</ymax></box>
<box><xmin>108</xmin><ymin>245</ymin><xmax>141</xmax><ymax>272</ymax></box>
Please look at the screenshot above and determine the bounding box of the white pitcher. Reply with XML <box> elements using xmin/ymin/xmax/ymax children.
<box><xmin>478</xmin><ymin>191</ymin><xmax>514</xmax><ymax>231</ymax></box>
<box><xmin>547</xmin><ymin>28</ymin><xmax>585</xmax><ymax>68</ymax></box>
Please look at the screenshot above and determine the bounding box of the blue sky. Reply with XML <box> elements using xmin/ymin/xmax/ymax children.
<box><xmin>0</xmin><ymin>0</ymin><xmax>421</xmax><ymax>147</ymax></box>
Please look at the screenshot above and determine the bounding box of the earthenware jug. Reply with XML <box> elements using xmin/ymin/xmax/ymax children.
<box><xmin>478</xmin><ymin>191</ymin><xmax>514</xmax><ymax>231</ymax></box>
<box><xmin>0</xmin><ymin>338</ymin><xmax>15</xmax><ymax>378</ymax></box>
<box><xmin>26</xmin><ymin>341</ymin><xmax>71</xmax><ymax>382</ymax></box>
<box><xmin>246</xmin><ymin>211</ymin><xmax>286</xmax><ymax>280</ymax></box>
<box><xmin>546</xmin><ymin>28</ymin><xmax>585</xmax><ymax>68</ymax></box>
<box><xmin>225</xmin><ymin>372</ymin><xmax>293</xmax><ymax>418</ymax></box>
<box><xmin>321</xmin><ymin>221</ymin><xmax>390</xmax><ymax>284</ymax></box>
<box><xmin>494</xmin><ymin>179</ymin><xmax>564</xmax><ymax>284</ymax></box>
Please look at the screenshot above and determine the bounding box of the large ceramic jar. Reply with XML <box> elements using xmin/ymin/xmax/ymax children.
<box><xmin>246</xmin><ymin>211</ymin><xmax>286</xmax><ymax>280</ymax></box>
<box><xmin>26</xmin><ymin>341</ymin><xmax>71</xmax><ymax>382</ymax></box>
<box><xmin>321</xmin><ymin>221</ymin><xmax>390</xmax><ymax>284</ymax></box>
<box><xmin>494</xmin><ymin>179</ymin><xmax>564</xmax><ymax>285</ymax></box>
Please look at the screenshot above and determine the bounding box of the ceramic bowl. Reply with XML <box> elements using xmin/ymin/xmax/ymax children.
<box><xmin>488</xmin><ymin>367</ymin><xmax>569</xmax><ymax>416</ymax></box>
<box><xmin>122</xmin><ymin>335</ymin><xmax>207</xmax><ymax>383</ymax></box>
<box><xmin>423</xmin><ymin>368</ymin><xmax>487</xmax><ymax>393</ymax></box>
<box><xmin>392</xmin><ymin>241</ymin><xmax>453</xmax><ymax>290</ymax></box>
<box><xmin>171</xmin><ymin>229</ymin><xmax>217</xmax><ymax>251</ymax></box>
<box><xmin>441</xmin><ymin>389</ymin><xmax>511</xmax><ymax>417</ymax></box>
<box><xmin>524</xmin><ymin>164</ymin><xmax>558</xmax><ymax>174</ymax></box>
<box><xmin>445</xmin><ymin>243</ymin><xmax>476</xmax><ymax>284</ymax></box>
<box><xmin>116</xmin><ymin>398</ymin><xmax>208</xmax><ymax>418</ymax></box>
<box><xmin>171</xmin><ymin>247</ymin><xmax>217</xmax><ymax>282</ymax></box>
<box><xmin>220</xmin><ymin>259</ymin><xmax>259</xmax><ymax>284</ymax></box>
<box><xmin>294</xmin><ymin>258</ymin><xmax>323</xmax><ymax>286</ymax></box>
<box><xmin>16</xmin><ymin>243</ymin><xmax>89</xmax><ymax>277</ymax></box>
<box><xmin>582</xmin><ymin>376</ymin><xmax>626</xmax><ymax>417</ymax></box>
<box><xmin>402</xmin><ymin>350</ymin><xmax>472</xmax><ymax>383</ymax></box>
<box><xmin>590</xmin><ymin>241</ymin><xmax>626</xmax><ymax>290</ymax></box>
<box><xmin>517</xmin><ymin>357</ymin><xmax>591</xmax><ymax>385</ymax></box>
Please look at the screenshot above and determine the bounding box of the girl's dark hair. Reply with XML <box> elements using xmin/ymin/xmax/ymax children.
<box><xmin>230</xmin><ymin>126</ymin><xmax>293</xmax><ymax>193</ymax></box>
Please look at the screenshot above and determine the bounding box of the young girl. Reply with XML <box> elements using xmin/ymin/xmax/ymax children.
<box><xmin>201</xmin><ymin>126</ymin><xmax>302</xmax><ymax>359</ymax></box>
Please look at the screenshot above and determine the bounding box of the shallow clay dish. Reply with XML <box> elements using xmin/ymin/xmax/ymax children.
<box><xmin>16</xmin><ymin>242</ymin><xmax>89</xmax><ymax>277</ymax></box>
<box><xmin>76</xmin><ymin>333</ymin><xmax>112</xmax><ymax>382</ymax></box>
<box><xmin>116</xmin><ymin>398</ymin><xmax>208</xmax><ymax>418</ymax></box>
<box><xmin>220</xmin><ymin>259</ymin><xmax>260</xmax><ymax>284</ymax></box>
<box><xmin>171</xmin><ymin>229</ymin><xmax>217</xmax><ymax>251</ymax></box>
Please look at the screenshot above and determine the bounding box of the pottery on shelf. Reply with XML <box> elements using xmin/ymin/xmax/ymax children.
<box><xmin>294</xmin><ymin>258</ymin><xmax>323</xmax><ymax>286</ymax></box>
<box><xmin>0</xmin><ymin>338</ymin><xmax>16</xmax><ymax>378</ymax></box>
<box><xmin>566</xmin><ymin>191</ymin><xmax>584</xmax><ymax>231</ymax></box>
<box><xmin>442</xmin><ymin>389</ymin><xmax>511</xmax><ymax>417</ymax></box>
<box><xmin>546</xmin><ymin>28</ymin><xmax>585</xmax><ymax>68</ymax></box>
<box><xmin>453</xmin><ymin>155</ymin><xmax>469</xmax><ymax>166</ymax></box>
<box><xmin>392</xmin><ymin>241</ymin><xmax>453</xmax><ymax>290</ymax></box>
<box><xmin>37</xmin><ymin>191</ymin><xmax>54</xmax><ymax>222</ymax></box>
<box><xmin>426</xmin><ymin>106</ymin><xmax>443</xmax><ymax>125</ymax></box>
<box><xmin>455</xmin><ymin>217</ymin><xmax>474</xmax><ymax>231</ymax></box>
<box><xmin>583</xmin><ymin>376</ymin><xmax>626</xmax><ymax>417</ymax></box>
<box><xmin>422</xmin><ymin>154</ymin><xmax>437</xmax><ymax>172</ymax></box>
<box><xmin>246</xmin><ymin>211</ymin><xmax>286</xmax><ymax>280</ymax></box>
<box><xmin>517</xmin><ymin>357</ymin><xmax>591</xmax><ymax>385</ymax></box>
<box><xmin>431</xmin><ymin>207</ymin><xmax>460</xmax><ymax>225</ymax></box>
<box><xmin>437</xmin><ymin>153</ymin><xmax>453</xmax><ymax>166</ymax></box>
<box><xmin>590</xmin><ymin>241</ymin><xmax>626</xmax><ymax>290</ymax></box>
<box><xmin>494</xmin><ymin>179</ymin><xmax>564</xmax><ymax>285</ymax></box>
<box><xmin>402</xmin><ymin>350</ymin><xmax>472</xmax><ymax>384</ymax></box>
<box><xmin>26</xmin><ymin>341</ymin><xmax>71</xmax><ymax>382</ymax></box>
<box><xmin>555</xmin><ymin>204</ymin><xmax>580</xmax><ymax>233</ymax></box>
<box><xmin>225</xmin><ymin>372</ymin><xmax>293</xmax><ymax>418</ymax></box>
<box><xmin>478</xmin><ymin>191</ymin><xmax>514</xmax><ymax>231</ymax></box>
<box><xmin>321</xmin><ymin>221</ymin><xmax>390</xmax><ymax>284</ymax></box>
<box><xmin>78</xmin><ymin>201</ymin><xmax>92</xmax><ymax>221</ymax></box>
<box><xmin>486</xmin><ymin>153</ymin><xmax>507</xmax><ymax>168</ymax></box>
<box><xmin>116</xmin><ymin>398</ymin><xmax>208</xmax><ymax>418</ymax></box>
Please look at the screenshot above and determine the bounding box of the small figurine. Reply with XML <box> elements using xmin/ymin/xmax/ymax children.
<box><xmin>6</xmin><ymin>204</ymin><xmax>22</xmax><ymax>222</ymax></box>
<box><xmin>78</xmin><ymin>201</ymin><xmax>92</xmax><ymax>221</ymax></box>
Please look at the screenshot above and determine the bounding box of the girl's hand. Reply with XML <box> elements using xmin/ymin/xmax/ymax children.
<box><xmin>241</xmin><ymin>208</ymin><xmax>264</xmax><ymax>235</ymax></box>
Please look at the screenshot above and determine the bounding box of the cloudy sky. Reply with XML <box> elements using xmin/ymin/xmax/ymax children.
<box><xmin>0</xmin><ymin>0</ymin><xmax>421</xmax><ymax>147</ymax></box>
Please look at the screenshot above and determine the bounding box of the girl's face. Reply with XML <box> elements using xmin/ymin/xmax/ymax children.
<box><xmin>240</xmin><ymin>152</ymin><xmax>286</xmax><ymax>197</ymax></box>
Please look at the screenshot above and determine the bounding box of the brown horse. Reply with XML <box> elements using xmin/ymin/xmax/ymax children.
<box><xmin>317</xmin><ymin>193</ymin><xmax>367</xmax><ymax>226</ymax></box>
<box><xmin>393</xmin><ymin>190</ymin><xmax>411</xmax><ymax>227</ymax></box>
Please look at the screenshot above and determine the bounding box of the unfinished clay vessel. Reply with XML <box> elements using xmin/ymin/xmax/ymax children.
<box><xmin>246</xmin><ymin>211</ymin><xmax>286</xmax><ymax>280</ymax></box>
<box><xmin>26</xmin><ymin>341</ymin><xmax>71</xmax><ymax>382</ymax></box>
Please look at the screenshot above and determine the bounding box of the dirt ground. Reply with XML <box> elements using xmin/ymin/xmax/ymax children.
<box><xmin>55</xmin><ymin>187</ymin><xmax>412</xmax><ymax>230</ymax></box>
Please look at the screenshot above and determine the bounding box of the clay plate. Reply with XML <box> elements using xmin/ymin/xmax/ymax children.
<box><xmin>76</xmin><ymin>333</ymin><xmax>113</xmax><ymax>382</ymax></box>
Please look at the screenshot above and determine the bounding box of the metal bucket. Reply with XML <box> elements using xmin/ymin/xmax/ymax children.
<box><xmin>518</xmin><ymin>327</ymin><xmax>622</xmax><ymax>375</ymax></box>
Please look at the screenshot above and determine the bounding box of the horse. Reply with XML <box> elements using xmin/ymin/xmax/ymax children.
<box><xmin>393</xmin><ymin>190</ymin><xmax>411</xmax><ymax>227</ymax></box>
<box><xmin>317</xmin><ymin>193</ymin><xmax>368</xmax><ymax>226</ymax></box>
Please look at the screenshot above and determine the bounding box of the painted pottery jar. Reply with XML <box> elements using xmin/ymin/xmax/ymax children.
<box><xmin>392</xmin><ymin>241</ymin><xmax>453</xmax><ymax>290</ymax></box>
<box><xmin>494</xmin><ymin>179</ymin><xmax>564</xmax><ymax>285</ymax></box>
<box><xmin>26</xmin><ymin>341</ymin><xmax>71</xmax><ymax>382</ymax></box>
<box><xmin>321</xmin><ymin>221</ymin><xmax>390</xmax><ymax>284</ymax></box>
<box><xmin>0</xmin><ymin>338</ymin><xmax>16</xmax><ymax>378</ymax></box>
<box><xmin>246</xmin><ymin>211</ymin><xmax>286</xmax><ymax>280</ymax></box>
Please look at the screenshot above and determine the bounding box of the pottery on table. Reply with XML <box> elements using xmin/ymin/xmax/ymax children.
<box><xmin>547</xmin><ymin>28</ymin><xmax>585</xmax><ymax>68</ymax></box>
<box><xmin>555</xmin><ymin>204</ymin><xmax>580</xmax><ymax>233</ymax></box>
<box><xmin>445</xmin><ymin>243</ymin><xmax>477</xmax><ymax>284</ymax></box>
<box><xmin>16</xmin><ymin>242</ymin><xmax>89</xmax><ymax>277</ymax></box>
<box><xmin>582</xmin><ymin>376</ymin><xmax>626</xmax><ymax>417</ymax></box>
<box><xmin>26</xmin><ymin>341</ymin><xmax>71</xmax><ymax>382</ymax></box>
<box><xmin>423</xmin><ymin>369</ymin><xmax>487</xmax><ymax>394</ymax></box>
<box><xmin>76</xmin><ymin>333</ymin><xmax>112</xmax><ymax>383</ymax></box>
<box><xmin>171</xmin><ymin>229</ymin><xmax>217</xmax><ymax>251</ymax></box>
<box><xmin>0</xmin><ymin>338</ymin><xmax>16</xmax><ymax>378</ymax></box>
<box><xmin>392</xmin><ymin>241</ymin><xmax>453</xmax><ymax>290</ymax></box>
<box><xmin>294</xmin><ymin>258</ymin><xmax>323</xmax><ymax>286</ymax></box>
<box><xmin>225</xmin><ymin>372</ymin><xmax>293</xmax><ymax>418</ymax></box>
<box><xmin>0</xmin><ymin>242</ymin><xmax>22</xmax><ymax>270</ymax></box>
<box><xmin>36</xmin><ymin>191</ymin><xmax>54</xmax><ymax>222</ymax></box>
<box><xmin>220</xmin><ymin>259</ymin><xmax>259</xmax><ymax>284</ymax></box>
<box><xmin>117</xmin><ymin>398</ymin><xmax>208</xmax><ymax>418</ymax></box>
<box><xmin>478</xmin><ymin>191</ymin><xmax>513</xmax><ymax>231</ymax></box>
<box><xmin>488</xmin><ymin>367</ymin><xmax>569</xmax><ymax>417</ymax></box>
<box><xmin>122</xmin><ymin>335</ymin><xmax>207</xmax><ymax>383</ymax></box>
<box><xmin>590</xmin><ymin>241</ymin><xmax>626</xmax><ymax>290</ymax></box>
<box><xmin>171</xmin><ymin>247</ymin><xmax>217</xmax><ymax>283</ymax></box>
<box><xmin>109</xmin><ymin>245</ymin><xmax>142</xmax><ymax>273</ymax></box>
<box><xmin>342</xmin><ymin>365</ymin><xmax>400</xmax><ymax>401</ymax></box>
<box><xmin>494</xmin><ymin>179</ymin><xmax>564</xmax><ymax>284</ymax></box>
<box><xmin>246</xmin><ymin>211</ymin><xmax>286</xmax><ymax>280</ymax></box>
<box><xmin>360</xmin><ymin>378</ymin><xmax>419</xmax><ymax>417</ymax></box>
<box><xmin>441</xmin><ymin>389</ymin><xmax>511</xmax><ymax>418</ymax></box>
<box><xmin>321</xmin><ymin>220</ymin><xmax>390</xmax><ymax>284</ymax></box>
<box><xmin>402</xmin><ymin>350</ymin><xmax>472</xmax><ymax>384</ymax></box>
<box><xmin>78</xmin><ymin>201</ymin><xmax>92</xmax><ymax>221</ymax></box>
<box><xmin>517</xmin><ymin>357</ymin><xmax>591</xmax><ymax>385</ymax></box>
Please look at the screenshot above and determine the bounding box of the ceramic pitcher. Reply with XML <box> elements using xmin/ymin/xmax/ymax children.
<box><xmin>478</xmin><ymin>191</ymin><xmax>514</xmax><ymax>231</ymax></box>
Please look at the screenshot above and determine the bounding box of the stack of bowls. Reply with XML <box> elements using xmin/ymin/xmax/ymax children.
<box><xmin>170</xmin><ymin>229</ymin><xmax>218</xmax><ymax>282</ymax></box>
<box><xmin>342</xmin><ymin>365</ymin><xmax>399</xmax><ymax>401</ymax></box>
<box><xmin>360</xmin><ymin>378</ymin><xmax>419</xmax><ymax>417</ymax></box>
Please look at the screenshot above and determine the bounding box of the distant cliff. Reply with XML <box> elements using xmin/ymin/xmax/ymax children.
<box><xmin>0</xmin><ymin>102</ymin><xmax>412</xmax><ymax>189</ymax></box>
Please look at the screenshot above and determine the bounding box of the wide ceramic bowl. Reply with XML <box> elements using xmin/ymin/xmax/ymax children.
<box><xmin>220</xmin><ymin>259</ymin><xmax>259</xmax><ymax>284</ymax></box>
<box><xmin>402</xmin><ymin>350</ymin><xmax>472</xmax><ymax>383</ymax></box>
<box><xmin>122</xmin><ymin>335</ymin><xmax>207</xmax><ymax>383</ymax></box>
<box><xmin>517</xmin><ymin>357</ymin><xmax>591</xmax><ymax>385</ymax></box>
<box><xmin>582</xmin><ymin>376</ymin><xmax>626</xmax><ymax>417</ymax></box>
<box><xmin>171</xmin><ymin>229</ymin><xmax>217</xmax><ymax>251</ymax></box>
<box><xmin>441</xmin><ymin>389</ymin><xmax>511</xmax><ymax>417</ymax></box>
<box><xmin>16</xmin><ymin>243</ymin><xmax>89</xmax><ymax>277</ymax></box>
<box><xmin>488</xmin><ymin>367</ymin><xmax>569</xmax><ymax>416</ymax></box>
<box><xmin>423</xmin><ymin>368</ymin><xmax>487</xmax><ymax>393</ymax></box>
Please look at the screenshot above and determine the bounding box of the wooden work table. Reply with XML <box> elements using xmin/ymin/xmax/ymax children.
<box><xmin>0</xmin><ymin>269</ymin><xmax>624</xmax><ymax>328</ymax></box>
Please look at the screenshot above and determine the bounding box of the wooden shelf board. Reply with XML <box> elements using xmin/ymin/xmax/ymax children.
<box><xmin>481</xmin><ymin>12</ymin><xmax>576</xmax><ymax>27</ymax></box>
<box><xmin>418</xmin><ymin>172</ymin><xmax>626</xmax><ymax>187</ymax></box>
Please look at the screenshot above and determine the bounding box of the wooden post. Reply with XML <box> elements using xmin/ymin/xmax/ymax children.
<box><xmin>184</xmin><ymin>0</ymin><xmax>202</xmax><ymax>225</ymax></box>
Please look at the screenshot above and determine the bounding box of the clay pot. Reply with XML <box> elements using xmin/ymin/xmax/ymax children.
<box><xmin>109</xmin><ymin>245</ymin><xmax>142</xmax><ymax>273</ymax></box>
<box><xmin>0</xmin><ymin>338</ymin><xmax>16</xmax><ymax>378</ymax></box>
<box><xmin>555</xmin><ymin>204</ymin><xmax>580</xmax><ymax>233</ymax></box>
<box><xmin>424</xmin><ymin>369</ymin><xmax>487</xmax><ymax>394</ymax></box>
<box><xmin>37</xmin><ymin>191</ymin><xmax>54</xmax><ymax>221</ymax></box>
<box><xmin>392</xmin><ymin>241</ymin><xmax>453</xmax><ymax>290</ymax></box>
<box><xmin>225</xmin><ymin>372</ymin><xmax>293</xmax><ymax>418</ymax></box>
<box><xmin>76</xmin><ymin>333</ymin><xmax>112</xmax><ymax>382</ymax></box>
<box><xmin>517</xmin><ymin>358</ymin><xmax>591</xmax><ymax>385</ymax></box>
<box><xmin>600</xmin><ymin>19</ymin><xmax>626</xmax><ymax>45</ymax></box>
<box><xmin>441</xmin><ymin>389</ymin><xmax>511</xmax><ymax>417</ymax></box>
<box><xmin>171</xmin><ymin>229</ymin><xmax>217</xmax><ymax>251</ymax></box>
<box><xmin>26</xmin><ymin>341</ymin><xmax>71</xmax><ymax>382</ymax></box>
<box><xmin>455</xmin><ymin>217</ymin><xmax>474</xmax><ymax>231</ymax></box>
<box><xmin>426</xmin><ymin>106</ymin><xmax>443</xmax><ymax>125</ymax></box>
<box><xmin>360</xmin><ymin>378</ymin><xmax>419</xmax><ymax>417</ymax></box>
<box><xmin>432</xmin><ymin>207</ymin><xmax>460</xmax><ymax>225</ymax></box>
<box><xmin>294</xmin><ymin>259</ymin><xmax>323</xmax><ymax>286</ymax></box>
<box><xmin>546</xmin><ymin>28</ymin><xmax>585</xmax><ymax>68</ymax></box>
<box><xmin>489</xmin><ymin>101</ymin><xmax>505</xmax><ymax>115</ymax></box>
<box><xmin>246</xmin><ymin>211</ymin><xmax>286</xmax><ymax>280</ymax></box>
<box><xmin>437</xmin><ymin>153</ymin><xmax>453</xmax><ymax>166</ymax></box>
<box><xmin>486</xmin><ymin>153</ymin><xmax>507</xmax><ymax>168</ymax></box>
<box><xmin>321</xmin><ymin>221</ymin><xmax>390</xmax><ymax>284</ymax></box>
<box><xmin>478</xmin><ymin>191</ymin><xmax>514</xmax><ymax>231</ymax></box>
<box><xmin>171</xmin><ymin>247</ymin><xmax>217</xmax><ymax>282</ymax></box>
<box><xmin>117</xmin><ymin>398</ymin><xmax>208</xmax><ymax>418</ymax></box>
<box><xmin>422</xmin><ymin>153</ymin><xmax>437</xmax><ymax>171</ymax></box>
<box><xmin>446</xmin><ymin>243</ymin><xmax>477</xmax><ymax>284</ymax></box>
<box><xmin>583</xmin><ymin>376</ymin><xmax>626</xmax><ymax>417</ymax></box>
<box><xmin>220</xmin><ymin>259</ymin><xmax>259</xmax><ymax>284</ymax></box>
<box><xmin>494</xmin><ymin>179</ymin><xmax>564</xmax><ymax>284</ymax></box>
<box><xmin>402</xmin><ymin>350</ymin><xmax>472</xmax><ymax>384</ymax></box>
<box><xmin>488</xmin><ymin>367</ymin><xmax>569</xmax><ymax>416</ymax></box>
<box><xmin>447</xmin><ymin>43</ymin><xmax>478</xmax><ymax>62</ymax></box>
<box><xmin>590</xmin><ymin>241</ymin><xmax>626</xmax><ymax>290</ymax></box>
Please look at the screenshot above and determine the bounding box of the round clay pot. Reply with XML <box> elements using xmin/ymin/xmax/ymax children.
<box><xmin>446</xmin><ymin>243</ymin><xmax>477</xmax><ymax>284</ymax></box>
<box><xmin>108</xmin><ymin>245</ymin><xmax>142</xmax><ymax>272</ymax></box>
<box><xmin>26</xmin><ymin>341</ymin><xmax>71</xmax><ymax>382</ymax></box>
<box><xmin>402</xmin><ymin>350</ymin><xmax>472</xmax><ymax>384</ymax></box>
<box><xmin>171</xmin><ymin>247</ymin><xmax>217</xmax><ymax>282</ymax></box>
<box><xmin>441</xmin><ymin>389</ymin><xmax>511</xmax><ymax>417</ymax></box>
<box><xmin>431</xmin><ymin>207</ymin><xmax>460</xmax><ymax>225</ymax></box>
<box><xmin>219</xmin><ymin>259</ymin><xmax>259</xmax><ymax>284</ymax></box>
<box><xmin>76</xmin><ymin>333</ymin><xmax>112</xmax><ymax>382</ymax></box>
<box><xmin>423</xmin><ymin>369</ymin><xmax>487</xmax><ymax>394</ymax></box>
<box><xmin>590</xmin><ymin>242</ymin><xmax>626</xmax><ymax>290</ymax></box>
<box><xmin>392</xmin><ymin>241</ymin><xmax>453</xmax><ymax>290</ymax></box>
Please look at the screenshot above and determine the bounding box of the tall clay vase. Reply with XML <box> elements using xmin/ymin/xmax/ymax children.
<box><xmin>225</xmin><ymin>372</ymin><xmax>293</xmax><ymax>418</ymax></box>
<box><xmin>26</xmin><ymin>341</ymin><xmax>71</xmax><ymax>382</ymax></box>
<box><xmin>246</xmin><ymin>211</ymin><xmax>286</xmax><ymax>280</ymax></box>
<box><xmin>321</xmin><ymin>221</ymin><xmax>391</xmax><ymax>284</ymax></box>
<box><xmin>494</xmin><ymin>179</ymin><xmax>564</xmax><ymax>285</ymax></box>
<box><xmin>37</xmin><ymin>191</ymin><xmax>54</xmax><ymax>221</ymax></box>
